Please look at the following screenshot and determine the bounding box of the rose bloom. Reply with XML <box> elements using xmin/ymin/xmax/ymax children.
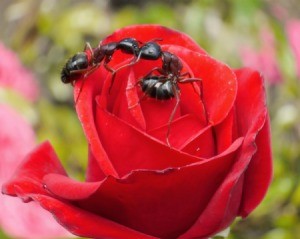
<box><xmin>2</xmin><ymin>25</ymin><xmax>272</xmax><ymax>239</ymax></box>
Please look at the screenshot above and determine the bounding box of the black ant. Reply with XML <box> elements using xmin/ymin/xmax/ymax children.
<box><xmin>124</xmin><ymin>43</ymin><xmax>203</xmax><ymax>147</ymax></box>
<box><xmin>61</xmin><ymin>38</ymin><xmax>203</xmax><ymax>147</ymax></box>
<box><xmin>61</xmin><ymin>38</ymin><xmax>140</xmax><ymax>86</ymax></box>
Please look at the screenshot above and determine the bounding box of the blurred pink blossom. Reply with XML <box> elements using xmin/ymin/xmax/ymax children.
<box><xmin>286</xmin><ymin>20</ymin><xmax>300</xmax><ymax>79</ymax></box>
<box><xmin>0</xmin><ymin>105</ymin><xmax>73</xmax><ymax>238</ymax></box>
<box><xmin>269</xmin><ymin>3</ymin><xmax>288</xmax><ymax>21</ymax></box>
<box><xmin>0</xmin><ymin>43</ymin><xmax>72</xmax><ymax>238</ymax></box>
<box><xmin>0</xmin><ymin>43</ymin><xmax>39</xmax><ymax>101</ymax></box>
<box><xmin>240</xmin><ymin>27</ymin><xmax>282</xmax><ymax>84</ymax></box>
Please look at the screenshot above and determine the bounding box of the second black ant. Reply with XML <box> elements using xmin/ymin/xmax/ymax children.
<box><xmin>124</xmin><ymin>43</ymin><xmax>203</xmax><ymax>147</ymax></box>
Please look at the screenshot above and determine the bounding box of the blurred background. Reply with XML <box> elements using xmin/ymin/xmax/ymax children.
<box><xmin>0</xmin><ymin>0</ymin><xmax>299</xmax><ymax>238</ymax></box>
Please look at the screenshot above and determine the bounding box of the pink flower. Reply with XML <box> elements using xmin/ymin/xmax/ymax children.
<box><xmin>286</xmin><ymin>20</ymin><xmax>300</xmax><ymax>79</ymax></box>
<box><xmin>0</xmin><ymin>43</ymin><xmax>72</xmax><ymax>238</ymax></box>
<box><xmin>240</xmin><ymin>28</ymin><xmax>282</xmax><ymax>84</ymax></box>
<box><xmin>0</xmin><ymin>105</ymin><xmax>72</xmax><ymax>238</ymax></box>
<box><xmin>0</xmin><ymin>43</ymin><xmax>39</xmax><ymax>101</ymax></box>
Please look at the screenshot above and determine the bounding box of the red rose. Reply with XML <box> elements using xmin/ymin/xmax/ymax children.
<box><xmin>2</xmin><ymin>25</ymin><xmax>272</xmax><ymax>239</ymax></box>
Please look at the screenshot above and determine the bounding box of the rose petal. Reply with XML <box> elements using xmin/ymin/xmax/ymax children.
<box><xmin>75</xmin><ymin>67</ymin><xmax>119</xmax><ymax>178</ymax></box>
<box><xmin>32</xmin><ymin>194</ymin><xmax>157</xmax><ymax>239</ymax></box>
<box><xmin>95</xmin><ymin>99</ymin><xmax>203</xmax><ymax>177</ymax></box>
<box><xmin>148</xmin><ymin>114</ymin><xmax>206</xmax><ymax>149</ymax></box>
<box><xmin>238</xmin><ymin>115</ymin><xmax>273</xmax><ymax>217</ymax></box>
<box><xmin>4</xmin><ymin>137</ymin><xmax>242</xmax><ymax>239</ymax></box>
<box><xmin>103</xmin><ymin>60</ymin><xmax>186</xmax><ymax>131</ymax></box>
<box><xmin>43</xmin><ymin>174</ymin><xmax>100</xmax><ymax>200</ymax></box>
<box><xmin>234</xmin><ymin>68</ymin><xmax>267</xmax><ymax>135</ymax></box>
<box><xmin>180</xmin><ymin>68</ymin><xmax>270</xmax><ymax>238</ymax></box>
<box><xmin>2</xmin><ymin>142</ymin><xmax>156</xmax><ymax>239</ymax></box>
<box><xmin>180</xmin><ymin>125</ymin><xmax>215</xmax><ymax>158</ymax></box>
<box><xmin>119</xmin><ymin>69</ymin><xmax>147</xmax><ymax>130</ymax></box>
<box><xmin>2</xmin><ymin>141</ymin><xmax>67</xmax><ymax>198</ymax></box>
<box><xmin>213</xmin><ymin>107</ymin><xmax>239</xmax><ymax>154</ymax></box>
<box><xmin>46</xmin><ymin>138</ymin><xmax>243</xmax><ymax>238</ymax></box>
<box><xmin>162</xmin><ymin>45</ymin><xmax>237</xmax><ymax>125</ymax></box>
<box><xmin>86</xmin><ymin>149</ymin><xmax>106</xmax><ymax>182</ymax></box>
<box><xmin>233</xmin><ymin>67</ymin><xmax>272</xmax><ymax>220</ymax></box>
<box><xmin>179</xmin><ymin>173</ymin><xmax>245</xmax><ymax>239</ymax></box>
<box><xmin>102</xmin><ymin>24</ymin><xmax>207</xmax><ymax>54</ymax></box>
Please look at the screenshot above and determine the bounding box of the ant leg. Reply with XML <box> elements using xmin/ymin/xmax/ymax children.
<box><xmin>178</xmin><ymin>77</ymin><xmax>203</xmax><ymax>98</ymax></box>
<box><xmin>84</xmin><ymin>42</ymin><xmax>96</xmax><ymax>63</ymax></box>
<box><xmin>178</xmin><ymin>77</ymin><xmax>208</xmax><ymax>123</ymax></box>
<box><xmin>84</xmin><ymin>42</ymin><xmax>93</xmax><ymax>52</ymax></box>
<box><xmin>179</xmin><ymin>71</ymin><xmax>192</xmax><ymax>78</ymax></box>
<box><xmin>74</xmin><ymin>77</ymin><xmax>87</xmax><ymax>105</ymax></box>
<box><xmin>108</xmin><ymin>51</ymin><xmax>142</xmax><ymax>93</ymax></box>
<box><xmin>128</xmin><ymin>93</ymin><xmax>147</xmax><ymax>110</ymax></box>
<box><xmin>145</xmin><ymin>38</ymin><xmax>163</xmax><ymax>43</ymax></box>
<box><xmin>74</xmin><ymin>66</ymin><xmax>100</xmax><ymax>105</ymax></box>
<box><xmin>109</xmin><ymin>50</ymin><xmax>162</xmax><ymax>93</ymax></box>
<box><xmin>166</xmin><ymin>83</ymin><xmax>181</xmax><ymax>147</ymax></box>
<box><xmin>178</xmin><ymin>77</ymin><xmax>201</xmax><ymax>83</ymax></box>
<box><xmin>144</xmin><ymin>67</ymin><xmax>164</xmax><ymax>78</ymax></box>
<box><xmin>69</xmin><ymin>69</ymin><xmax>89</xmax><ymax>75</ymax></box>
<box><xmin>127</xmin><ymin>79</ymin><xmax>155</xmax><ymax>109</ymax></box>
<box><xmin>113</xmin><ymin>50</ymin><xmax>143</xmax><ymax>73</ymax></box>
<box><xmin>126</xmin><ymin>78</ymin><xmax>142</xmax><ymax>91</ymax></box>
<box><xmin>113</xmin><ymin>38</ymin><xmax>163</xmax><ymax>76</ymax></box>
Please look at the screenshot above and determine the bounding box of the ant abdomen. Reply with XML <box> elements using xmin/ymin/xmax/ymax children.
<box><xmin>141</xmin><ymin>76</ymin><xmax>175</xmax><ymax>100</ymax></box>
<box><xmin>61</xmin><ymin>52</ymin><xmax>89</xmax><ymax>84</ymax></box>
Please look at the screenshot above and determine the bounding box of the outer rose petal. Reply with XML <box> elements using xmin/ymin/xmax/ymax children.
<box><xmin>33</xmin><ymin>195</ymin><xmax>157</xmax><ymax>239</ymax></box>
<box><xmin>0</xmin><ymin>106</ymin><xmax>70</xmax><ymax>238</ymax></box>
<box><xmin>239</xmin><ymin>116</ymin><xmax>272</xmax><ymax>217</ymax></box>
<box><xmin>3</xmin><ymin>142</ymin><xmax>156</xmax><ymax>239</ymax></box>
<box><xmin>43</xmin><ymin>138</ymin><xmax>243</xmax><ymax>238</ymax></box>
<box><xmin>234</xmin><ymin>69</ymin><xmax>273</xmax><ymax>216</ymax></box>
<box><xmin>2</xmin><ymin>142</ymin><xmax>68</xmax><ymax>198</ymax></box>
<box><xmin>179</xmin><ymin>68</ymin><xmax>272</xmax><ymax>238</ymax></box>
<box><xmin>102</xmin><ymin>24</ymin><xmax>207</xmax><ymax>54</ymax></box>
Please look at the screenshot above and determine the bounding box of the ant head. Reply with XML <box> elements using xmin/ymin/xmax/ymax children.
<box><xmin>118</xmin><ymin>38</ymin><xmax>140</xmax><ymax>56</ymax></box>
<box><xmin>139</xmin><ymin>42</ymin><xmax>162</xmax><ymax>60</ymax></box>
<box><xmin>61</xmin><ymin>52</ymin><xmax>88</xmax><ymax>84</ymax></box>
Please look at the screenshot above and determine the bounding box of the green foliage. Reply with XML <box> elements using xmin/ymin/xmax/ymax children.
<box><xmin>1</xmin><ymin>0</ymin><xmax>300</xmax><ymax>238</ymax></box>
